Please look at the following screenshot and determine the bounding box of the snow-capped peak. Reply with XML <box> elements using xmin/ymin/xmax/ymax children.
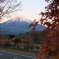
<box><xmin>14</xmin><ymin>15</ymin><xmax>29</xmax><ymax>19</ymax></box>
<box><xmin>4</xmin><ymin>15</ymin><xmax>33</xmax><ymax>24</ymax></box>
<box><xmin>11</xmin><ymin>15</ymin><xmax>32</xmax><ymax>23</ymax></box>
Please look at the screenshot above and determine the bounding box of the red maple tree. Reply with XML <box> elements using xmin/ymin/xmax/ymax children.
<box><xmin>36</xmin><ymin>0</ymin><xmax>59</xmax><ymax>59</ymax></box>
<box><xmin>29</xmin><ymin>0</ymin><xmax>59</xmax><ymax>59</ymax></box>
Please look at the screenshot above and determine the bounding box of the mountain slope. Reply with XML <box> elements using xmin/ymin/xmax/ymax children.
<box><xmin>0</xmin><ymin>17</ymin><xmax>46</xmax><ymax>35</ymax></box>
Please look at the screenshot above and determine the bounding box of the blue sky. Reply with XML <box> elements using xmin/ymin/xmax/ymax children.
<box><xmin>12</xmin><ymin>0</ymin><xmax>48</xmax><ymax>21</ymax></box>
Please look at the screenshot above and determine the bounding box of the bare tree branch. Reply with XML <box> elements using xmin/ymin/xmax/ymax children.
<box><xmin>0</xmin><ymin>0</ymin><xmax>22</xmax><ymax>19</ymax></box>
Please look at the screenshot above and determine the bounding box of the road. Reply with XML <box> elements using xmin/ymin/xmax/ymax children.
<box><xmin>0</xmin><ymin>50</ymin><xmax>36</xmax><ymax>59</ymax></box>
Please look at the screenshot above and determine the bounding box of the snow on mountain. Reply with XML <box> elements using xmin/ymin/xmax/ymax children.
<box><xmin>4</xmin><ymin>16</ymin><xmax>32</xmax><ymax>24</ymax></box>
<box><xmin>0</xmin><ymin>16</ymin><xmax>46</xmax><ymax>35</ymax></box>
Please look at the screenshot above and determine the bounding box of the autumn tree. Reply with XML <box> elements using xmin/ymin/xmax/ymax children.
<box><xmin>29</xmin><ymin>31</ymin><xmax>42</xmax><ymax>44</ymax></box>
<box><xmin>0</xmin><ymin>0</ymin><xmax>21</xmax><ymax>20</ymax></box>
<box><xmin>36</xmin><ymin>0</ymin><xmax>59</xmax><ymax>59</ymax></box>
<box><xmin>14</xmin><ymin>36</ymin><xmax>21</xmax><ymax>48</ymax></box>
<box><xmin>24</xmin><ymin>39</ymin><xmax>33</xmax><ymax>50</ymax></box>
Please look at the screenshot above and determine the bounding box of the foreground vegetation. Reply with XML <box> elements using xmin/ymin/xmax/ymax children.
<box><xmin>0</xmin><ymin>31</ymin><xmax>42</xmax><ymax>55</ymax></box>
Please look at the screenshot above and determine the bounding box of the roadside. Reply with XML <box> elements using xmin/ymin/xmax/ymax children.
<box><xmin>0</xmin><ymin>48</ymin><xmax>36</xmax><ymax>56</ymax></box>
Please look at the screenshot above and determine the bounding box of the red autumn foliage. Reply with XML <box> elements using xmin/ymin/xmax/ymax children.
<box><xmin>35</xmin><ymin>22</ymin><xmax>38</xmax><ymax>25</ymax></box>
<box><xmin>29</xmin><ymin>20</ymin><xmax>39</xmax><ymax>31</ymax></box>
<box><xmin>29</xmin><ymin>23</ymin><xmax>35</xmax><ymax>28</ymax></box>
<box><xmin>25</xmin><ymin>40</ymin><xmax>33</xmax><ymax>47</ymax></box>
<box><xmin>6</xmin><ymin>40</ymin><xmax>11</xmax><ymax>44</ymax></box>
<box><xmin>36</xmin><ymin>0</ymin><xmax>59</xmax><ymax>59</ymax></box>
<box><xmin>29</xmin><ymin>0</ymin><xmax>59</xmax><ymax>59</ymax></box>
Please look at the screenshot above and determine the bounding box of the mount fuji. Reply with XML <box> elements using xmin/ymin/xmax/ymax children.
<box><xmin>0</xmin><ymin>16</ymin><xmax>46</xmax><ymax>35</ymax></box>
